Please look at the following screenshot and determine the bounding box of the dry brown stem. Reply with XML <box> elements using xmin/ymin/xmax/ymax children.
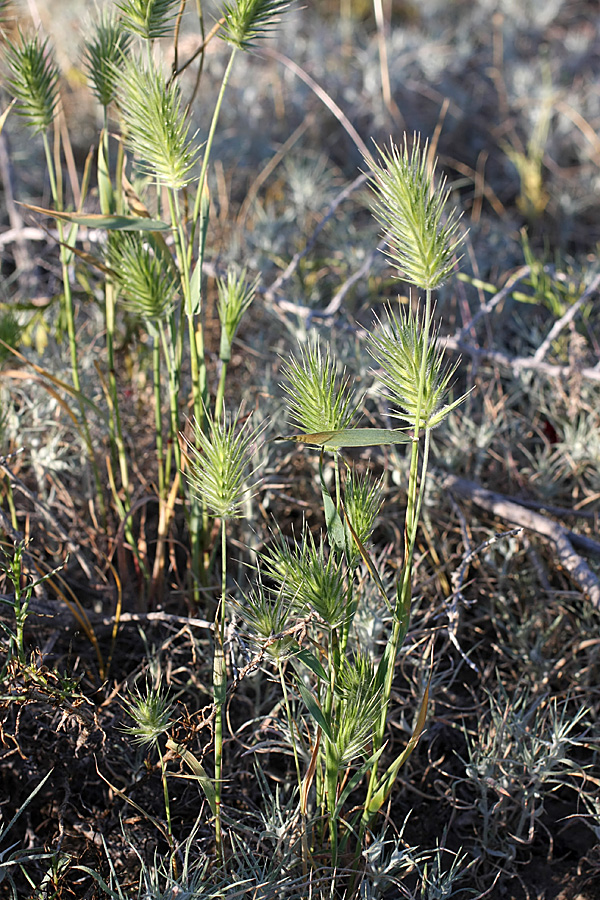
<box><xmin>441</xmin><ymin>472</ymin><xmax>600</xmax><ymax>609</ymax></box>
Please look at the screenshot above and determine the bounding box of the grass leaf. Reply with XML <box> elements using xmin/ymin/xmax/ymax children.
<box><xmin>295</xmin><ymin>677</ymin><xmax>333</xmax><ymax>741</ymax></box>
<box><xmin>367</xmin><ymin>675</ymin><xmax>431</xmax><ymax>816</ymax></box>
<box><xmin>276</xmin><ymin>427</ymin><xmax>411</xmax><ymax>449</ymax></box>
<box><xmin>19</xmin><ymin>203</ymin><xmax>171</xmax><ymax>231</ymax></box>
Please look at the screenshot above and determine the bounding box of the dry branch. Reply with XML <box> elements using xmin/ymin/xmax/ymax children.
<box><xmin>440</xmin><ymin>472</ymin><xmax>600</xmax><ymax>609</ymax></box>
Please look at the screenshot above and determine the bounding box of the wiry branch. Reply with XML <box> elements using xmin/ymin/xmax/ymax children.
<box><xmin>441</xmin><ymin>335</ymin><xmax>600</xmax><ymax>383</ymax></box>
<box><xmin>441</xmin><ymin>472</ymin><xmax>600</xmax><ymax>609</ymax></box>
<box><xmin>533</xmin><ymin>271</ymin><xmax>600</xmax><ymax>363</ymax></box>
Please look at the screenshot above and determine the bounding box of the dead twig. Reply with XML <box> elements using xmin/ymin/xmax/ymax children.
<box><xmin>533</xmin><ymin>271</ymin><xmax>600</xmax><ymax>363</ymax></box>
<box><xmin>441</xmin><ymin>472</ymin><xmax>600</xmax><ymax>609</ymax></box>
<box><xmin>441</xmin><ymin>336</ymin><xmax>600</xmax><ymax>383</ymax></box>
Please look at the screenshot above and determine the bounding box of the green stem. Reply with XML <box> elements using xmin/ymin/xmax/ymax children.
<box><xmin>181</xmin><ymin>52</ymin><xmax>238</xmax><ymax>596</ymax></box>
<box><xmin>153</xmin><ymin>333</ymin><xmax>165</xmax><ymax>502</ymax></box>
<box><xmin>189</xmin><ymin>49</ymin><xmax>238</xmax><ymax>268</ymax></box>
<box><xmin>213</xmin><ymin>519</ymin><xmax>228</xmax><ymax>864</ymax></box>
<box><xmin>278</xmin><ymin>660</ymin><xmax>303</xmax><ymax>791</ymax></box>
<box><xmin>324</xmin><ymin>631</ymin><xmax>339</xmax><ymax>861</ymax></box>
<box><xmin>105</xmin><ymin>278</ymin><xmax>132</xmax><ymax>510</ymax></box>
<box><xmin>98</xmin><ymin>124</ymin><xmax>131</xmax><ymax>507</ymax></box>
<box><xmin>185</xmin><ymin>42</ymin><xmax>235</xmax><ymax>419</ymax></box>
<box><xmin>165</xmin><ymin>189</ymin><xmax>205</xmax><ymax>595</ymax></box>
<box><xmin>156</xmin><ymin>742</ymin><xmax>173</xmax><ymax>848</ymax></box>
<box><xmin>159</xmin><ymin>319</ymin><xmax>181</xmax><ymax>488</ymax></box>
<box><xmin>13</xmin><ymin>569</ymin><xmax>27</xmax><ymax>666</ymax></box>
<box><xmin>3</xmin><ymin>476</ymin><xmax>18</xmax><ymax>531</ymax></box>
<box><xmin>404</xmin><ymin>287</ymin><xmax>432</xmax><ymax>539</ymax></box>
<box><xmin>277</xmin><ymin>659</ymin><xmax>308</xmax><ymax>874</ymax></box>
<box><xmin>169</xmin><ymin>189</ymin><xmax>205</xmax><ymax>426</ymax></box>
<box><xmin>360</xmin><ymin>288</ymin><xmax>434</xmax><ymax>839</ymax></box>
<box><xmin>340</xmin><ymin>580</ymin><xmax>354</xmax><ymax>656</ymax></box>
<box><xmin>41</xmin><ymin>132</ymin><xmax>105</xmax><ymax>519</ymax></box>
<box><xmin>334</xmin><ymin>454</ymin><xmax>342</xmax><ymax>512</ymax></box>
<box><xmin>214</xmin><ymin>361</ymin><xmax>228</xmax><ymax>421</ymax></box>
<box><xmin>326</xmin><ymin>744</ymin><xmax>339</xmax><ymax>866</ymax></box>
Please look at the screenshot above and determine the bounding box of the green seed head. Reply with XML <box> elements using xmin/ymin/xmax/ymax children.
<box><xmin>4</xmin><ymin>32</ymin><xmax>60</xmax><ymax>134</ymax></box>
<box><xmin>83</xmin><ymin>8</ymin><xmax>132</xmax><ymax>109</ymax></box>
<box><xmin>217</xmin><ymin>268</ymin><xmax>259</xmax><ymax>364</ymax></box>
<box><xmin>236</xmin><ymin>578</ymin><xmax>295</xmax><ymax>661</ymax></box>
<box><xmin>282</xmin><ymin>337</ymin><xmax>359</xmax><ymax>437</ymax></box>
<box><xmin>182</xmin><ymin>411</ymin><xmax>263</xmax><ymax>520</ymax></box>
<box><xmin>118</xmin><ymin>54</ymin><xmax>199</xmax><ymax>190</ymax></box>
<box><xmin>365</xmin><ymin>135</ymin><xmax>464</xmax><ymax>290</ymax></box>
<box><xmin>220</xmin><ymin>0</ymin><xmax>292</xmax><ymax>51</ymax></box>
<box><xmin>331</xmin><ymin>654</ymin><xmax>382</xmax><ymax>766</ymax></box>
<box><xmin>261</xmin><ymin>528</ymin><xmax>347</xmax><ymax>627</ymax></box>
<box><xmin>368</xmin><ymin>304</ymin><xmax>465</xmax><ymax>429</ymax></box>
<box><xmin>343</xmin><ymin>470</ymin><xmax>384</xmax><ymax>566</ymax></box>
<box><xmin>122</xmin><ymin>682</ymin><xmax>173</xmax><ymax>748</ymax></box>
<box><xmin>109</xmin><ymin>233</ymin><xmax>178</xmax><ymax>324</ymax></box>
<box><xmin>115</xmin><ymin>0</ymin><xmax>179</xmax><ymax>41</ymax></box>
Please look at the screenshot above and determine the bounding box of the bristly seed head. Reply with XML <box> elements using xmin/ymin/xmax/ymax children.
<box><xmin>115</xmin><ymin>0</ymin><xmax>179</xmax><ymax>41</ymax></box>
<box><xmin>220</xmin><ymin>0</ymin><xmax>292</xmax><ymax>51</ymax></box>
<box><xmin>281</xmin><ymin>336</ymin><xmax>359</xmax><ymax>437</ymax></box>
<box><xmin>4</xmin><ymin>32</ymin><xmax>60</xmax><ymax>134</ymax></box>
<box><xmin>117</xmin><ymin>54</ymin><xmax>199</xmax><ymax>190</ymax></box>
<box><xmin>217</xmin><ymin>267</ymin><xmax>259</xmax><ymax>364</ymax></box>
<box><xmin>364</xmin><ymin>135</ymin><xmax>465</xmax><ymax>290</ymax></box>
<box><xmin>368</xmin><ymin>303</ymin><xmax>466</xmax><ymax>430</ymax></box>
<box><xmin>83</xmin><ymin>8</ymin><xmax>132</xmax><ymax>109</ymax></box>
<box><xmin>121</xmin><ymin>681</ymin><xmax>173</xmax><ymax>748</ymax></box>
<box><xmin>182</xmin><ymin>411</ymin><xmax>263</xmax><ymax>520</ymax></box>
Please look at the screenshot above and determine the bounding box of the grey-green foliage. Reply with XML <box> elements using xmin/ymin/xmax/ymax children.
<box><xmin>0</xmin><ymin>771</ymin><xmax>53</xmax><ymax>898</ymax></box>
<box><xmin>461</xmin><ymin>689</ymin><xmax>591</xmax><ymax>858</ymax></box>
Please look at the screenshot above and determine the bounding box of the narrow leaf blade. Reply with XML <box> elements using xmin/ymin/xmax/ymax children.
<box><xmin>20</xmin><ymin>202</ymin><xmax>171</xmax><ymax>232</ymax></box>
<box><xmin>292</xmin><ymin>648</ymin><xmax>328</xmax><ymax>683</ymax></box>
<box><xmin>367</xmin><ymin>675</ymin><xmax>431</xmax><ymax>817</ymax></box>
<box><xmin>189</xmin><ymin>258</ymin><xmax>201</xmax><ymax>315</ymax></box>
<box><xmin>166</xmin><ymin>739</ymin><xmax>217</xmax><ymax>816</ymax></box>
<box><xmin>319</xmin><ymin>454</ymin><xmax>346</xmax><ymax>552</ymax></box>
<box><xmin>277</xmin><ymin>427</ymin><xmax>412</xmax><ymax>449</ymax></box>
<box><xmin>295</xmin><ymin>678</ymin><xmax>333</xmax><ymax>742</ymax></box>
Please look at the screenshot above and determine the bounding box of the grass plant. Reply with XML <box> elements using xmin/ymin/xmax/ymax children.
<box><xmin>0</xmin><ymin>0</ymin><xmax>599</xmax><ymax>897</ymax></box>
